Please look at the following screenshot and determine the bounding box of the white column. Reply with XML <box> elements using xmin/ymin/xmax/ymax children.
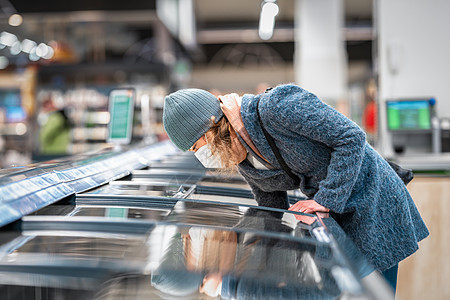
<box><xmin>294</xmin><ymin>0</ymin><xmax>347</xmax><ymax>105</ymax></box>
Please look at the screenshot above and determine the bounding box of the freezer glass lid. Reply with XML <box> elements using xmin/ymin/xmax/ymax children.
<box><xmin>0</xmin><ymin>222</ymin><xmax>364</xmax><ymax>299</ymax></box>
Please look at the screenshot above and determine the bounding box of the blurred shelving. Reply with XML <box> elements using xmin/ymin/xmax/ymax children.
<box><xmin>35</xmin><ymin>82</ymin><xmax>168</xmax><ymax>156</ymax></box>
<box><xmin>0</xmin><ymin>69</ymin><xmax>36</xmax><ymax>168</ymax></box>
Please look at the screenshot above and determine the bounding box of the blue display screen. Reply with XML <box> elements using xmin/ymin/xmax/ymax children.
<box><xmin>0</xmin><ymin>89</ymin><xmax>26</xmax><ymax>123</ymax></box>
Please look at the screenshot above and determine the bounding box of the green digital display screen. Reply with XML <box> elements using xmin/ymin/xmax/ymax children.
<box><xmin>107</xmin><ymin>89</ymin><xmax>135</xmax><ymax>144</ymax></box>
<box><xmin>386</xmin><ymin>100</ymin><xmax>431</xmax><ymax>131</ymax></box>
<box><xmin>105</xmin><ymin>207</ymin><xmax>128</xmax><ymax>218</ymax></box>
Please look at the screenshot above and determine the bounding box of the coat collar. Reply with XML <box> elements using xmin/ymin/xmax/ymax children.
<box><xmin>240</xmin><ymin>93</ymin><xmax>278</xmax><ymax>167</ymax></box>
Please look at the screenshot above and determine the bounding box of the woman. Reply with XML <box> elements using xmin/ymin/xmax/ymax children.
<box><xmin>162</xmin><ymin>84</ymin><xmax>429</xmax><ymax>292</ymax></box>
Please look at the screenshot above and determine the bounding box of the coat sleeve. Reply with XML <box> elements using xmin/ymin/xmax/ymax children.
<box><xmin>247</xmin><ymin>180</ymin><xmax>289</xmax><ymax>210</ymax></box>
<box><xmin>237</xmin><ymin>168</ymin><xmax>289</xmax><ymax>209</ymax></box>
<box><xmin>263</xmin><ymin>85</ymin><xmax>366</xmax><ymax>213</ymax></box>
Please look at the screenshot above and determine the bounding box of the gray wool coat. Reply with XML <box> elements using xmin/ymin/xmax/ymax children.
<box><xmin>237</xmin><ymin>84</ymin><xmax>429</xmax><ymax>272</ymax></box>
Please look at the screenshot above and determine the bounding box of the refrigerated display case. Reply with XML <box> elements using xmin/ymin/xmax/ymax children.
<box><xmin>0</xmin><ymin>141</ymin><xmax>394</xmax><ymax>299</ymax></box>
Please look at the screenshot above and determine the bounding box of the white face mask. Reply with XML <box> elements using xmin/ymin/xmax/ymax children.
<box><xmin>194</xmin><ymin>144</ymin><xmax>223</xmax><ymax>169</ymax></box>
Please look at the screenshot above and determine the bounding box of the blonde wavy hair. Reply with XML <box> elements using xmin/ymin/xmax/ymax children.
<box><xmin>205</xmin><ymin>116</ymin><xmax>242</xmax><ymax>171</ymax></box>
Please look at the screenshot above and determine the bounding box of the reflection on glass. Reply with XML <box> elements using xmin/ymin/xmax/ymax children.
<box><xmin>188</xmin><ymin>193</ymin><xmax>257</xmax><ymax>206</ymax></box>
<box><xmin>11</xmin><ymin>235</ymin><xmax>147</xmax><ymax>260</ymax></box>
<box><xmin>149</xmin><ymin>214</ymin><xmax>345</xmax><ymax>299</ymax></box>
<box><xmin>87</xmin><ymin>182</ymin><xmax>185</xmax><ymax>197</ymax></box>
<box><xmin>0</xmin><ymin>211</ymin><xmax>378</xmax><ymax>299</ymax></box>
<box><xmin>72</xmin><ymin>206</ymin><xmax>170</xmax><ymax>221</ymax></box>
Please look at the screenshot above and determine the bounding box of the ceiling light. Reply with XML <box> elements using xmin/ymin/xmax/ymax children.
<box><xmin>21</xmin><ymin>39</ymin><xmax>37</xmax><ymax>53</ymax></box>
<box><xmin>36</xmin><ymin>43</ymin><xmax>49</xmax><ymax>57</ymax></box>
<box><xmin>262</xmin><ymin>1</ymin><xmax>279</xmax><ymax>16</ymax></box>
<box><xmin>0</xmin><ymin>32</ymin><xmax>17</xmax><ymax>47</ymax></box>
<box><xmin>10</xmin><ymin>40</ymin><xmax>22</xmax><ymax>55</ymax></box>
<box><xmin>259</xmin><ymin>0</ymin><xmax>279</xmax><ymax>40</ymax></box>
<box><xmin>29</xmin><ymin>49</ymin><xmax>40</xmax><ymax>61</ymax></box>
<box><xmin>8</xmin><ymin>14</ymin><xmax>23</xmax><ymax>27</ymax></box>
<box><xmin>42</xmin><ymin>46</ymin><xmax>54</xmax><ymax>59</ymax></box>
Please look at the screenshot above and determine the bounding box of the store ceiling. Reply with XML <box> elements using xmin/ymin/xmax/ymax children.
<box><xmin>3</xmin><ymin>0</ymin><xmax>156</xmax><ymax>13</ymax></box>
<box><xmin>1</xmin><ymin>0</ymin><xmax>373</xmax><ymax>65</ymax></box>
<box><xmin>195</xmin><ymin>0</ymin><xmax>372</xmax><ymax>23</ymax></box>
<box><xmin>5</xmin><ymin>0</ymin><xmax>372</xmax><ymax>21</ymax></box>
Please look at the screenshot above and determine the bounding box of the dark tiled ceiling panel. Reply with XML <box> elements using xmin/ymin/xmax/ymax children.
<box><xmin>9</xmin><ymin>0</ymin><xmax>156</xmax><ymax>13</ymax></box>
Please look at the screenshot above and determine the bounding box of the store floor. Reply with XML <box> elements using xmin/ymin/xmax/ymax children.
<box><xmin>397</xmin><ymin>175</ymin><xmax>450</xmax><ymax>300</ymax></box>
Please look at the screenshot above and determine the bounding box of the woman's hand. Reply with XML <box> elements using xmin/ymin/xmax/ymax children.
<box><xmin>288</xmin><ymin>200</ymin><xmax>330</xmax><ymax>214</ymax></box>
<box><xmin>218</xmin><ymin>93</ymin><xmax>241</xmax><ymax>124</ymax></box>
<box><xmin>293</xmin><ymin>214</ymin><xmax>317</xmax><ymax>225</ymax></box>
<box><xmin>199</xmin><ymin>272</ymin><xmax>223</xmax><ymax>297</ymax></box>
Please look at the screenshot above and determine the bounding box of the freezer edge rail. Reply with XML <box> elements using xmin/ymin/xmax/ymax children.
<box><xmin>0</xmin><ymin>141</ymin><xmax>180</xmax><ymax>228</ymax></box>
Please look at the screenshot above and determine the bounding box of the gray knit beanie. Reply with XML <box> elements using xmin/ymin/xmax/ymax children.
<box><xmin>163</xmin><ymin>88</ymin><xmax>223</xmax><ymax>151</ymax></box>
